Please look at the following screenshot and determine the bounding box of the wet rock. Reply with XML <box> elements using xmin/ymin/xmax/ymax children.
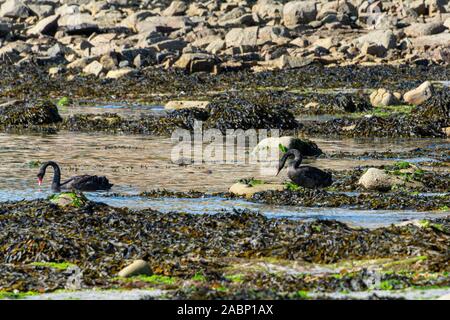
<box><xmin>370</xmin><ymin>89</ymin><xmax>400</xmax><ymax>107</ymax></box>
<box><xmin>404</xmin><ymin>81</ymin><xmax>433</xmax><ymax>105</ymax></box>
<box><xmin>252</xmin><ymin>136</ymin><xmax>322</xmax><ymax>158</ymax></box>
<box><xmin>229</xmin><ymin>182</ymin><xmax>285</xmax><ymax>199</ymax></box>
<box><xmin>0</xmin><ymin>0</ymin><xmax>30</xmax><ymax>18</ymax></box>
<box><xmin>0</xmin><ymin>100</ymin><xmax>62</xmax><ymax>127</ymax></box>
<box><xmin>27</xmin><ymin>14</ymin><xmax>60</xmax><ymax>36</ymax></box>
<box><xmin>358</xmin><ymin>168</ymin><xmax>396</xmax><ymax>191</ymax></box>
<box><xmin>283</xmin><ymin>1</ymin><xmax>317</xmax><ymax>26</ymax></box>
<box><xmin>49</xmin><ymin>192</ymin><xmax>88</xmax><ymax>208</ymax></box>
<box><xmin>165</xmin><ymin>100</ymin><xmax>210</xmax><ymax>110</ymax></box>
<box><xmin>117</xmin><ymin>260</ymin><xmax>152</xmax><ymax>278</ymax></box>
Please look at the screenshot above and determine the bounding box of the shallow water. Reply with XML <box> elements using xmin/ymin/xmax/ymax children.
<box><xmin>0</xmin><ymin>131</ymin><xmax>448</xmax><ymax>228</ymax></box>
<box><xmin>58</xmin><ymin>103</ymin><xmax>164</xmax><ymax>118</ymax></box>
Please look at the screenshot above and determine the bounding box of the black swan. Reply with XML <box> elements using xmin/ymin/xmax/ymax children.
<box><xmin>276</xmin><ymin>149</ymin><xmax>332</xmax><ymax>189</ymax></box>
<box><xmin>37</xmin><ymin>161</ymin><xmax>113</xmax><ymax>192</ymax></box>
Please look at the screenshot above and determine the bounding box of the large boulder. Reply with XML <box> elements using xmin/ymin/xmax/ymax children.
<box><xmin>354</xmin><ymin>30</ymin><xmax>397</xmax><ymax>50</ymax></box>
<box><xmin>58</xmin><ymin>13</ymin><xmax>99</xmax><ymax>35</ymax></box>
<box><xmin>27</xmin><ymin>14</ymin><xmax>60</xmax><ymax>36</ymax></box>
<box><xmin>404</xmin><ymin>22</ymin><xmax>446</xmax><ymax>37</ymax></box>
<box><xmin>252</xmin><ymin>136</ymin><xmax>322</xmax><ymax>158</ymax></box>
<box><xmin>283</xmin><ymin>1</ymin><xmax>317</xmax><ymax>26</ymax></box>
<box><xmin>370</xmin><ymin>89</ymin><xmax>400</xmax><ymax>107</ymax></box>
<box><xmin>358</xmin><ymin>168</ymin><xmax>395</xmax><ymax>191</ymax></box>
<box><xmin>404</xmin><ymin>81</ymin><xmax>433</xmax><ymax>105</ymax></box>
<box><xmin>225</xmin><ymin>26</ymin><xmax>259</xmax><ymax>47</ymax></box>
<box><xmin>0</xmin><ymin>100</ymin><xmax>62</xmax><ymax>127</ymax></box>
<box><xmin>252</xmin><ymin>0</ymin><xmax>283</xmax><ymax>22</ymax></box>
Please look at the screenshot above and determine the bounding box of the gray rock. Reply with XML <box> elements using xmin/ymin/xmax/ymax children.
<box><xmin>405</xmin><ymin>22</ymin><xmax>446</xmax><ymax>37</ymax></box>
<box><xmin>0</xmin><ymin>0</ymin><xmax>30</xmax><ymax>18</ymax></box>
<box><xmin>174</xmin><ymin>52</ymin><xmax>218</xmax><ymax>73</ymax></box>
<box><xmin>252</xmin><ymin>0</ymin><xmax>283</xmax><ymax>22</ymax></box>
<box><xmin>28</xmin><ymin>4</ymin><xmax>54</xmax><ymax>18</ymax></box>
<box><xmin>283</xmin><ymin>1</ymin><xmax>317</xmax><ymax>26</ymax></box>
<box><xmin>225</xmin><ymin>26</ymin><xmax>259</xmax><ymax>47</ymax></box>
<box><xmin>152</xmin><ymin>39</ymin><xmax>187</xmax><ymax>52</ymax></box>
<box><xmin>58</xmin><ymin>13</ymin><xmax>99</xmax><ymax>35</ymax></box>
<box><xmin>136</xmin><ymin>16</ymin><xmax>192</xmax><ymax>33</ymax></box>
<box><xmin>27</xmin><ymin>14</ymin><xmax>60</xmax><ymax>36</ymax></box>
<box><xmin>361</xmin><ymin>42</ymin><xmax>387</xmax><ymax>57</ymax></box>
<box><xmin>354</xmin><ymin>30</ymin><xmax>397</xmax><ymax>50</ymax></box>
<box><xmin>0</xmin><ymin>21</ymin><xmax>10</xmax><ymax>37</ymax></box>
<box><xmin>411</xmin><ymin>33</ymin><xmax>450</xmax><ymax>49</ymax></box>
<box><xmin>117</xmin><ymin>260</ymin><xmax>152</xmax><ymax>278</ymax></box>
<box><xmin>162</xmin><ymin>1</ymin><xmax>187</xmax><ymax>17</ymax></box>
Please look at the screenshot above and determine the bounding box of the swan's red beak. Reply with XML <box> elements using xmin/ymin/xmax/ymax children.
<box><xmin>38</xmin><ymin>178</ymin><xmax>43</xmax><ymax>186</ymax></box>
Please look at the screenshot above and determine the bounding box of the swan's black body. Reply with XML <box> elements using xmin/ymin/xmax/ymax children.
<box><xmin>277</xmin><ymin>149</ymin><xmax>332</xmax><ymax>189</ymax></box>
<box><xmin>37</xmin><ymin>161</ymin><xmax>113</xmax><ymax>192</ymax></box>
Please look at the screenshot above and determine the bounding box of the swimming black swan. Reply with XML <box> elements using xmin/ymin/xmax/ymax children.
<box><xmin>276</xmin><ymin>149</ymin><xmax>332</xmax><ymax>189</ymax></box>
<box><xmin>37</xmin><ymin>161</ymin><xmax>113</xmax><ymax>192</ymax></box>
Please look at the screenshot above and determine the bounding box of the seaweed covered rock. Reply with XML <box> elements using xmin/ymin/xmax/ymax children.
<box><xmin>204</xmin><ymin>98</ymin><xmax>301</xmax><ymax>132</ymax></box>
<box><xmin>415</xmin><ymin>88</ymin><xmax>450</xmax><ymax>129</ymax></box>
<box><xmin>0</xmin><ymin>100</ymin><xmax>62</xmax><ymax>127</ymax></box>
<box><xmin>48</xmin><ymin>192</ymin><xmax>88</xmax><ymax>208</ymax></box>
<box><xmin>335</xmin><ymin>93</ymin><xmax>371</xmax><ymax>113</ymax></box>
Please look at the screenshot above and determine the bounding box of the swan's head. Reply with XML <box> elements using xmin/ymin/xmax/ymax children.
<box><xmin>37</xmin><ymin>172</ymin><xmax>44</xmax><ymax>186</ymax></box>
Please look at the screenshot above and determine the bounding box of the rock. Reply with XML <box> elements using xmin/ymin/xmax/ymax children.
<box><xmin>257</xmin><ymin>25</ymin><xmax>290</xmax><ymax>45</ymax></box>
<box><xmin>162</xmin><ymin>1</ymin><xmax>187</xmax><ymax>16</ymax></box>
<box><xmin>165</xmin><ymin>101</ymin><xmax>210</xmax><ymax>110</ymax></box>
<box><xmin>83</xmin><ymin>60</ymin><xmax>105</xmax><ymax>77</ymax></box>
<box><xmin>225</xmin><ymin>27</ymin><xmax>259</xmax><ymax>47</ymax></box>
<box><xmin>252</xmin><ymin>136</ymin><xmax>322</xmax><ymax>158</ymax></box>
<box><xmin>445</xmin><ymin>18</ymin><xmax>450</xmax><ymax>29</ymax></box>
<box><xmin>358</xmin><ymin>168</ymin><xmax>395</xmax><ymax>191</ymax></box>
<box><xmin>361</xmin><ymin>42</ymin><xmax>387</xmax><ymax>57</ymax></box>
<box><xmin>273</xmin><ymin>55</ymin><xmax>314</xmax><ymax>69</ymax></box>
<box><xmin>0</xmin><ymin>0</ymin><xmax>30</xmax><ymax>18</ymax></box>
<box><xmin>0</xmin><ymin>100</ymin><xmax>62</xmax><ymax>126</ymax></box>
<box><xmin>443</xmin><ymin>127</ymin><xmax>450</xmax><ymax>137</ymax></box>
<box><xmin>229</xmin><ymin>182</ymin><xmax>286</xmax><ymax>199</ymax></box>
<box><xmin>152</xmin><ymin>39</ymin><xmax>187</xmax><ymax>52</ymax></box>
<box><xmin>105</xmin><ymin>68</ymin><xmax>136</xmax><ymax>79</ymax></box>
<box><xmin>117</xmin><ymin>260</ymin><xmax>152</xmax><ymax>278</ymax></box>
<box><xmin>173</xmin><ymin>53</ymin><xmax>218</xmax><ymax>73</ymax></box>
<box><xmin>283</xmin><ymin>1</ymin><xmax>317</xmax><ymax>26</ymax></box>
<box><xmin>205</xmin><ymin>39</ymin><xmax>225</xmax><ymax>54</ymax></box>
<box><xmin>354</xmin><ymin>30</ymin><xmax>397</xmax><ymax>50</ymax></box>
<box><xmin>370</xmin><ymin>89</ymin><xmax>400</xmax><ymax>106</ymax></box>
<box><xmin>58</xmin><ymin>13</ymin><xmax>99</xmax><ymax>35</ymax></box>
<box><xmin>411</xmin><ymin>33</ymin><xmax>450</xmax><ymax>49</ymax></box>
<box><xmin>403</xmin><ymin>81</ymin><xmax>433</xmax><ymax>105</ymax></box>
<box><xmin>0</xmin><ymin>22</ymin><xmax>10</xmax><ymax>37</ymax></box>
<box><xmin>252</xmin><ymin>0</ymin><xmax>283</xmax><ymax>22</ymax></box>
<box><xmin>136</xmin><ymin>16</ymin><xmax>191</xmax><ymax>33</ymax></box>
<box><xmin>405</xmin><ymin>22</ymin><xmax>446</xmax><ymax>37</ymax></box>
<box><xmin>49</xmin><ymin>192</ymin><xmax>88</xmax><ymax>208</ymax></box>
<box><xmin>28</xmin><ymin>14</ymin><xmax>60</xmax><ymax>36</ymax></box>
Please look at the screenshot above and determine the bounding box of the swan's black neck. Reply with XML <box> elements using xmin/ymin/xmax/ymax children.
<box><xmin>40</xmin><ymin>161</ymin><xmax>61</xmax><ymax>192</ymax></box>
<box><xmin>278</xmin><ymin>149</ymin><xmax>303</xmax><ymax>173</ymax></box>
